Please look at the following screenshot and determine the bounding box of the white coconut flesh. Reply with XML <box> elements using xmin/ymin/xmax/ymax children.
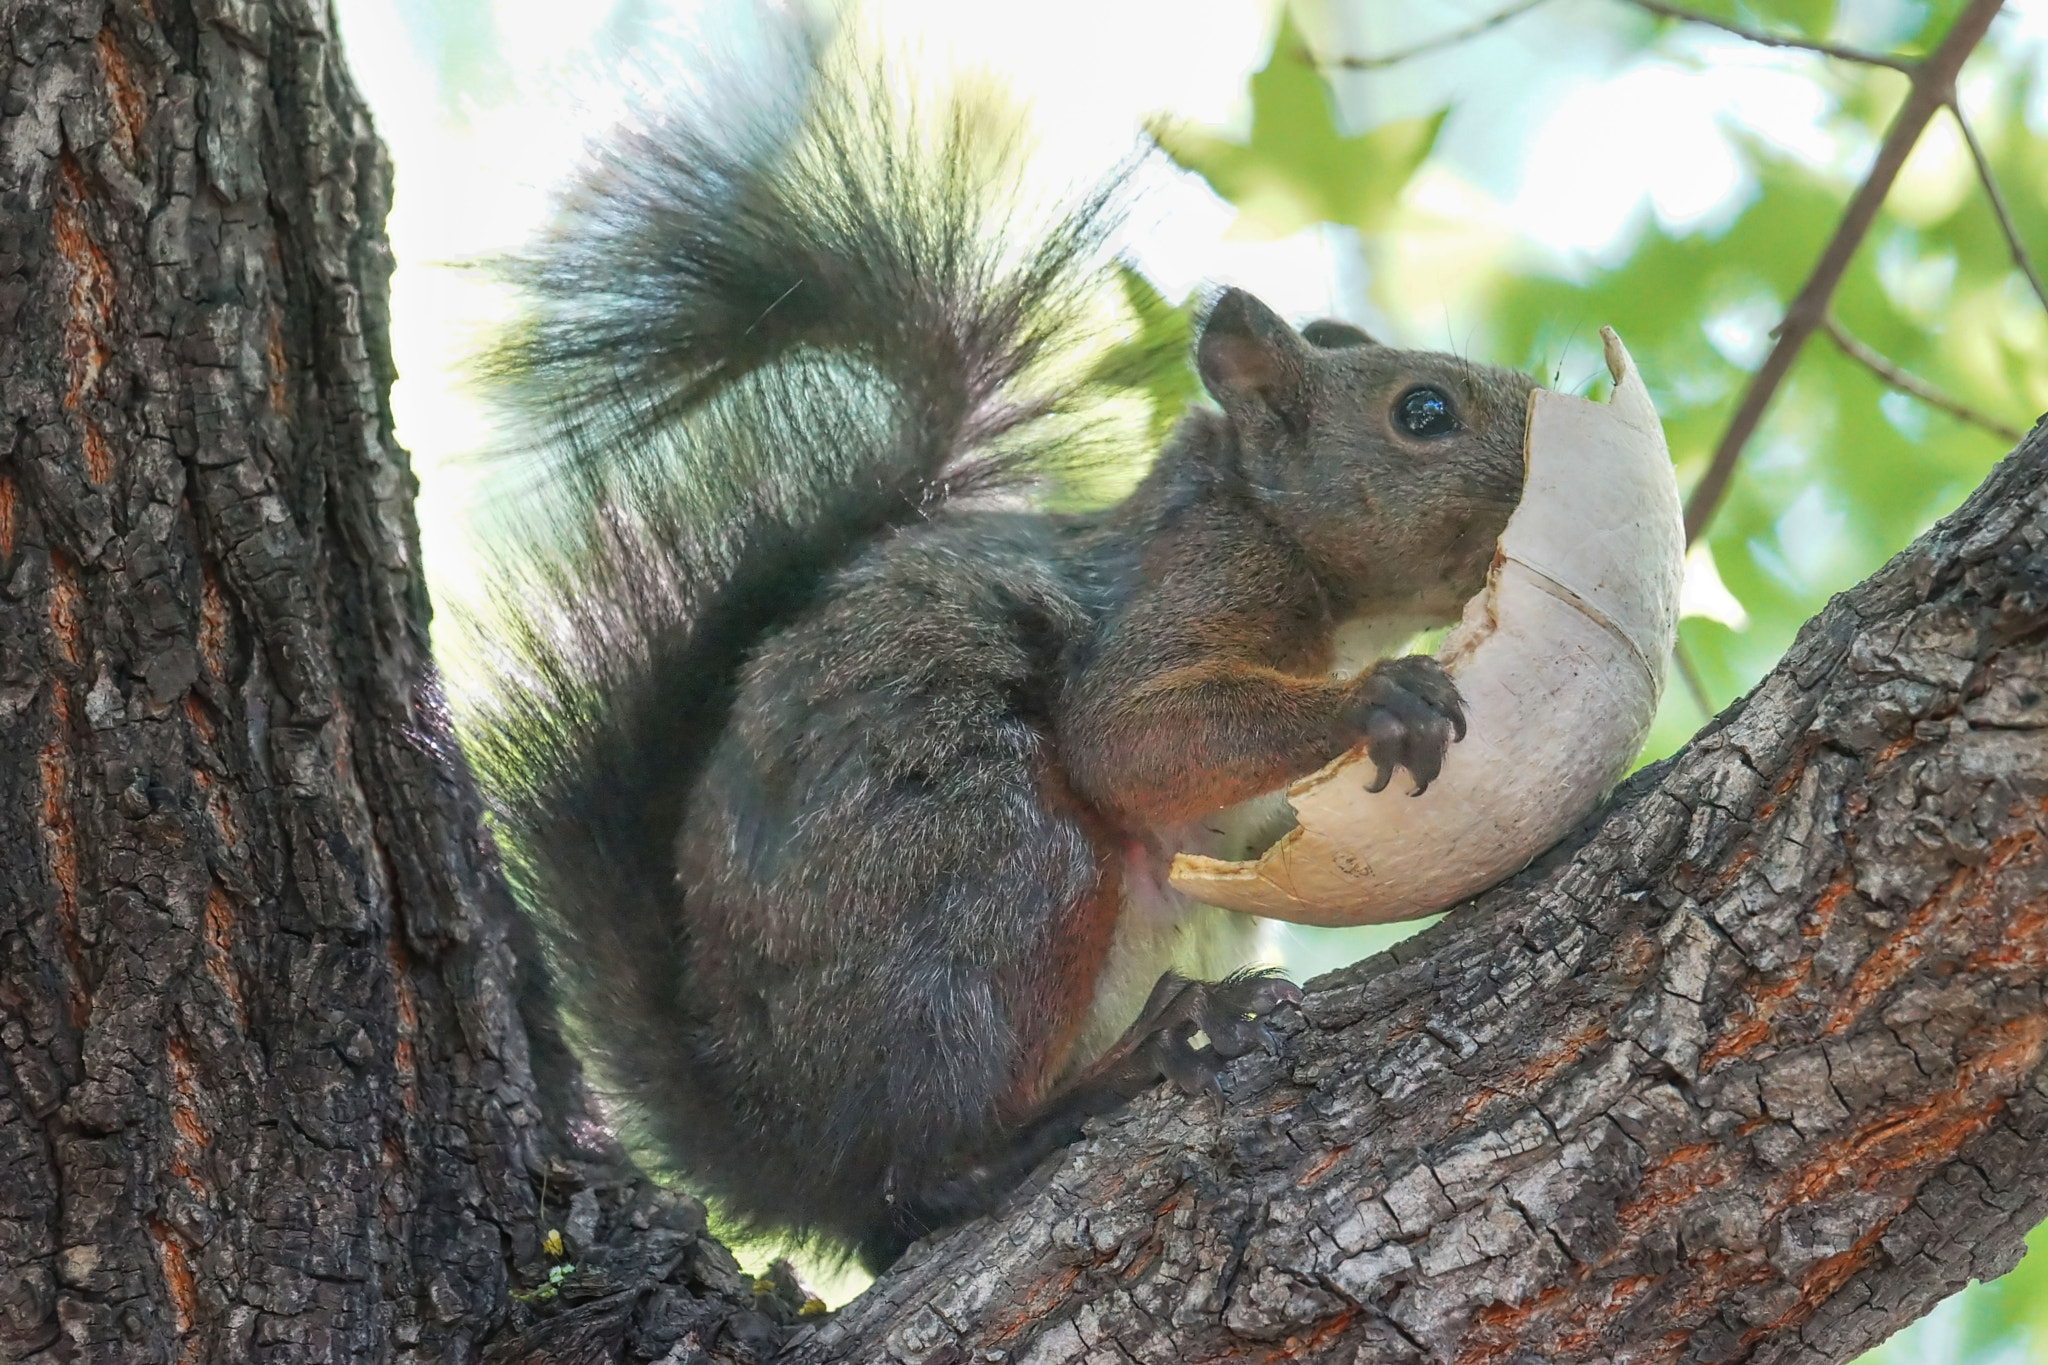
<box><xmin>1167</xmin><ymin>327</ymin><xmax>1685</xmax><ymax>927</ymax></box>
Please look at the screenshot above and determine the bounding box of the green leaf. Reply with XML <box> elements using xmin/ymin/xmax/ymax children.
<box><xmin>1148</xmin><ymin>9</ymin><xmax>1446</xmax><ymax>238</ymax></box>
<box><xmin>1086</xmin><ymin>265</ymin><xmax>1202</xmax><ymax>442</ymax></box>
<box><xmin>1626</xmin><ymin>0</ymin><xmax>1837</xmax><ymax>41</ymax></box>
<box><xmin>1955</xmin><ymin>1224</ymin><xmax>2048</xmax><ymax>1359</ymax></box>
<box><xmin>1738</xmin><ymin>0</ymin><xmax>1837</xmax><ymax>39</ymax></box>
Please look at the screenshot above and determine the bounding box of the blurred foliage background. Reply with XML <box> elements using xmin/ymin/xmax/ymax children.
<box><xmin>330</xmin><ymin>0</ymin><xmax>2048</xmax><ymax>1343</ymax></box>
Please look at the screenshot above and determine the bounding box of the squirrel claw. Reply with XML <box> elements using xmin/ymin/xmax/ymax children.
<box><xmin>1348</xmin><ymin>655</ymin><xmax>1464</xmax><ymax>798</ymax></box>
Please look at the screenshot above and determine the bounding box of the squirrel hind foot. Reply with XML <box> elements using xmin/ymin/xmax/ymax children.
<box><xmin>1108</xmin><ymin>968</ymin><xmax>1304</xmax><ymax>1088</ymax></box>
<box><xmin>1028</xmin><ymin>967</ymin><xmax>1302</xmax><ymax>1129</ymax></box>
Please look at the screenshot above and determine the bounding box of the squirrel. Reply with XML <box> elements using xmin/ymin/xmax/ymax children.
<box><xmin>466</xmin><ymin>46</ymin><xmax>1537</xmax><ymax>1272</ymax></box>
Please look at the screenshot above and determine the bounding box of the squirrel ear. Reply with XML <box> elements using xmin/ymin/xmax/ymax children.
<box><xmin>1301</xmin><ymin>319</ymin><xmax>1378</xmax><ymax>349</ymax></box>
<box><xmin>1197</xmin><ymin>289</ymin><xmax>1308</xmax><ymax>426</ymax></box>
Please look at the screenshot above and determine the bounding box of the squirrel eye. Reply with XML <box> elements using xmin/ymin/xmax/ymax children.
<box><xmin>1397</xmin><ymin>386</ymin><xmax>1457</xmax><ymax>438</ymax></box>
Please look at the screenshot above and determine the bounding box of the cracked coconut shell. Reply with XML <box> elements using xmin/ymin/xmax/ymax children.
<box><xmin>1167</xmin><ymin>328</ymin><xmax>1684</xmax><ymax>926</ymax></box>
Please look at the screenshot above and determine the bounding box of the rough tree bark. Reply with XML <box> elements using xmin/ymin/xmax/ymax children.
<box><xmin>785</xmin><ymin>420</ymin><xmax>2048</xmax><ymax>1365</ymax></box>
<box><xmin>0</xmin><ymin>3</ymin><xmax>794</xmax><ymax>1362</ymax></box>
<box><xmin>8</xmin><ymin>4</ymin><xmax>2048</xmax><ymax>1365</ymax></box>
<box><xmin>0</xmin><ymin>0</ymin><xmax>559</xmax><ymax>1358</ymax></box>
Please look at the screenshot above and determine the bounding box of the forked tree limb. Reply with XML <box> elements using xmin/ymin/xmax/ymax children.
<box><xmin>1616</xmin><ymin>0</ymin><xmax>1914</xmax><ymax>70</ymax></box>
<box><xmin>1680</xmin><ymin>0</ymin><xmax>2006</xmax><ymax>543</ymax></box>
<box><xmin>780</xmin><ymin>421</ymin><xmax>2048</xmax><ymax>1365</ymax></box>
<box><xmin>1310</xmin><ymin>0</ymin><xmax>1555</xmax><ymax>71</ymax></box>
<box><xmin>1950</xmin><ymin>101</ymin><xmax>2048</xmax><ymax>318</ymax></box>
<box><xmin>1821</xmin><ymin>314</ymin><xmax>2026</xmax><ymax>443</ymax></box>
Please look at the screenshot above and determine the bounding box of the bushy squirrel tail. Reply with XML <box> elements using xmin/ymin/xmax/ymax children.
<box><xmin>462</xmin><ymin>39</ymin><xmax>1152</xmax><ymax>1218</ymax></box>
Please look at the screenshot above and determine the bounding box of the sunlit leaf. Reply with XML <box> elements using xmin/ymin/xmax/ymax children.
<box><xmin>1086</xmin><ymin>265</ymin><xmax>1202</xmax><ymax>442</ymax></box>
<box><xmin>1148</xmin><ymin>10</ymin><xmax>1446</xmax><ymax>239</ymax></box>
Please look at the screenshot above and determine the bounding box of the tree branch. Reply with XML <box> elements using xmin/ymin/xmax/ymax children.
<box><xmin>1675</xmin><ymin>637</ymin><xmax>1715</xmax><ymax>716</ymax></box>
<box><xmin>1821</xmin><ymin>313</ymin><xmax>2025</xmax><ymax>442</ymax></box>
<box><xmin>1949</xmin><ymin>98</ymin><xmax>2048</xmax><ymax>318</ymax></box>
<box><xmin>783</xmin><ymin>424</ymin><xmax>2048</xmax><ymax>1365</ymax></box>
<box><xmin>1681</xmin><ymin>0</ymin><xmax>2006</xmax><ymax>544</ymax></box>
<box><xmin>1614</xmin><ymin>0</ymin><xmax>1916</xmax><ymax>70</ymax></box>
<box><xmin>1311</xmin><ymin>0</ymin><xmax>1554</xmax><ymax>71</ymax></box>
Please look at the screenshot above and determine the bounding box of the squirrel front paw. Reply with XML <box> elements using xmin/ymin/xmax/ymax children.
<box><xmin>1343</xmin><ymin>655</ymin><xmax>1466</xmax><ymax>796</ymax></box>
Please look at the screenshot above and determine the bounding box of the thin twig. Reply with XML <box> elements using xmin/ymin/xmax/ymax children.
<box><xmin>1949</xmin><ymin>99</ymin><xmax>2048</xmax><ymax>317</ymax></box>
<box><xmin>1821</xmin><ymin>314</ymin><xmax>2025</xmax><ymax>442</ymax></box>
<box><xmin>1313</xmin><ymin>0</ymin><xmax>1554</xmax><ymax>70</ymax></box>
<box><xmin>1674</xmin><ymin>641</ymin><xmax>1714</xmax><ymax>719</ymax></box>
<box><xmin>1682</xmin><ymin>0</ymin><xmax>2007</xmax><ymax>544</ymax></box>
<box><xmin>1617</xmin><ymin>0</ymin><xmax>1916</xmax><ymax>70</ymax></box>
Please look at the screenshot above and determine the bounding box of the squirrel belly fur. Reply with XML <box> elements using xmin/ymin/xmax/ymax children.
<box><xmin>466</xmin><ymin>39</ymin><xmax>1537</xmax><ymax>1272</ymax></box>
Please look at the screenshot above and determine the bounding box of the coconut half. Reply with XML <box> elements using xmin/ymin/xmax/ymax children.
<box><xmin>1167</xmin><ymin>327</ymin><xmax>1683</xmax><ymax>926</ymax></box>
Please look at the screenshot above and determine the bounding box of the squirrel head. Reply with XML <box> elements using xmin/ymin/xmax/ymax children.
<box><xmin>1196</xmin><ymin>288</ymin><xmax>1536</xmax><ymax>623</ymax></box>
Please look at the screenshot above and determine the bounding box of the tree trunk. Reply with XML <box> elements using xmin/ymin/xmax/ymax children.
<box><xmin>0</xmin><ymin>6</ymin><xmax>805</xmax><ymax>1360</ymax></box>
<box><xmin>786</xmin><ymin>418</ymin><xmax>2048</xmax><ymax>1365</ymax></box>
<box><xmin>0</xmin><ymin>2</ymin><xmax>553</xmax><ymax>1359</ymax></box>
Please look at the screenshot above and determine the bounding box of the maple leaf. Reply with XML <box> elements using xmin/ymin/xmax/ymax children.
<box><xmin>1148</xmin><ymin>9</ymin><xmax>1447</xmax><ymax>239</ymax></box>
<box><xmin>1086</xmin><ymin>265</ymin><xmax>1203</xmax><ymax>441</ymax></box>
